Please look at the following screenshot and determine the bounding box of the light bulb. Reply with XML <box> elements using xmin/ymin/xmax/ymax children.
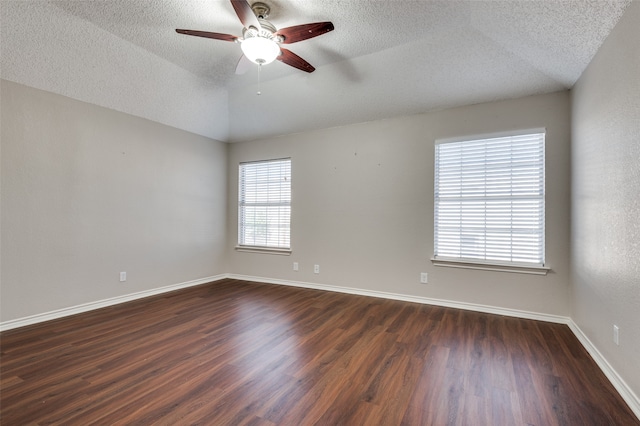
<box><xmin>241</xmin><ymin>37</ymin><xmax>280</xmax><ymax>65</ymax></box>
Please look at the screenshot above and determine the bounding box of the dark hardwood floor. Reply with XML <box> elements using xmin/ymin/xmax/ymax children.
<box><xmin>1</xmin><ymin>278</ymin><xmax>638</xmax><ymax>425</ymax></box>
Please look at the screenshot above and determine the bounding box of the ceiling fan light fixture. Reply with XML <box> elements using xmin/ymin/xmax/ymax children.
<box><xmin>241</xmin><ymin>36</ymin><xmax>280</xmax><ymax>65</ymax></box>
<box><xmin>176</xmin><ymin>0</ymin><xmax>334</xmax><ymax>73</ymax></box>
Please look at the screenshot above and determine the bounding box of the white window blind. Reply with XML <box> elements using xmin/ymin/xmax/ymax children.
<box><xmin>239</xmin><ymin>158</ymin><xmax>291</xmax><ymax>249</ymax></box>
<box><xmin>434</xmin><ymin>131</ymin><xmax>545</xmax><ymax>266</ymax></box>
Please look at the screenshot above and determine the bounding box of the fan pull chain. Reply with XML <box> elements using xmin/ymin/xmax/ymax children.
<box><xmin>257</xmin><ymin>64</ymin><xmax>262</xmax><ymax>96</ymax></box>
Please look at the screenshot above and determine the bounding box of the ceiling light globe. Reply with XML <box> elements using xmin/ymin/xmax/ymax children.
<box><xmin>241</xmin><ymin>37</ymin><xmax>280</xmax><ymax>65</ymax></box>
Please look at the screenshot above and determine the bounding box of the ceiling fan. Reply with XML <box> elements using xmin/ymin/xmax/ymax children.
<box><xmin>176</xmin><ymin>0</ymin><xmax>334</xmax><ymax>74</ymax></box>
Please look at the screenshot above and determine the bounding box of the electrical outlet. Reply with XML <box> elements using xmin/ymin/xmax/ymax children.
<box><xmin>120</xmin><ymin>271</ymin><xmax>127</xmax><ymax>282</ymax></box>
<box><xmin>293</xmin><ymin>262</ymin><xmax>299</xmax><ymax>271</ymax></box>
<box><xmin>314</xmin><ymin>264</ymin><xmax>320</xmax><ymax>274</ymax></box>
<box><xmin>613</xmin><ymin>325</ymin><xmax>619</xmax><ymax>345</ymax></box>
<box><xmin>420</xmin><ymin>272</ymin><xmax>428</xmax><ymax>284</ymax></box>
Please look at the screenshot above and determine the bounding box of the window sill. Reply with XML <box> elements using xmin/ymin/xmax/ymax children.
<box><xmin>430</xmin><ymin>257</ymin><xmax>550</xmax><ymax>275</ymax></box>
<box><xmin>235</xmin><ymin>246</ymin><xmax>292</xmax><ymax>255</ymax></box>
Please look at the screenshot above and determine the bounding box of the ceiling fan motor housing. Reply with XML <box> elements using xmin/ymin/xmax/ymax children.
<box><xmin>251</xmin><ymin>2</ymin><xmax>270</xmax><ymax>20</ymax></box>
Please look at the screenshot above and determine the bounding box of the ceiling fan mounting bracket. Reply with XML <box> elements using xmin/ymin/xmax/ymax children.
<box><xmin>251</xmin><ymin>2</ymin><xmax>270</xmax><ymax>20</ymax></box>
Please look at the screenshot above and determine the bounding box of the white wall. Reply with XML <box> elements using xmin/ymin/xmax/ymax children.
<box><xmin>227</xmin><ymin>91</ymin><xmax>572</xmax><ymax>317</ymax></box>
<box><xmin>0</xmin><ymin>80</ymin><xmax>228</xmax><ymax>322</ymax></box>
<box><xmin>571</xmin><ymin>1</ymin><xmax>640</xmax><ymax>402</ymax></box>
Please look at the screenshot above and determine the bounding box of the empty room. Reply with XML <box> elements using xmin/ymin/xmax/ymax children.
<box><xmin>1</xmin><ymin>0</ymin><xmax>639</xmax><ymax>424</ymax></box>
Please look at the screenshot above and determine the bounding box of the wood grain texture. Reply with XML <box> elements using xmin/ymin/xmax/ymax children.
<box><xmin>1</xmin><ymin>279</ymin><xmax>638</xmax><ymax>425</ymax></box>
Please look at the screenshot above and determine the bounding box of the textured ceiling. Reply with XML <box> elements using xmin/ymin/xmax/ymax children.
<box><xmin>0</xmin><ymin>0</ymin><xmax>632</xmax><ymax>142</ymax></box>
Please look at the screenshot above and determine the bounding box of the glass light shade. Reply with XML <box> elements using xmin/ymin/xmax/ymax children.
<box><xmin>241</xmin><ymin>37</ymin><xmax>280</xmax><ymax>65</ymax></box>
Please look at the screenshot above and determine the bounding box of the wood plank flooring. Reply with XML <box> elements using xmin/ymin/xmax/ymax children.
<box><xmin>1</xmin><ymin>278</ymin><xmax>638</xmax><ymax>425</ymax></box>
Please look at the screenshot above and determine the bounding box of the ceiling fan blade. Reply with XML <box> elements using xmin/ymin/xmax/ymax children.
<box><xmin>277</xmin><ymin>48</ymin><xmax>315</xmax><ymax>73</ymax></box>
<box><xmin>176</xmin><ymin>29</ymin><xmax>238</xmax><ymax>42</ymax></box>
<box><xmin>276</xmin><ymin>22</ymin><xmax>334</xmax><ymax>44</ymax></box>
<box><xmin>235</xmin><ymin>54</ymin><xmax>253</xmax><ymax>75</ymax></box>
<box><xmin>230</xmin><ymin>0</ymin><xmax>261</xmax><ymax>30</ymax></box>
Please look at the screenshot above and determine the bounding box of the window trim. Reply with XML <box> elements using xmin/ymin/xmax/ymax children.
<box><xmin>238</xmin><ymin>157</ymin><xmax>292</xmax><ymax>252</ymax></box>
<box><xmin>235</xmin><ymin>245</ymin><xmax>292</xmax><ymax>255</ymax></box>
<box><xmin>432</xmin><ymin>128</ymin><xmax>548</xmax><ymax>274</ymax></box>
<box><xmin>430</xmin><ymin>257</ymin><xmax>550</xmax><ymax>275</ymax></box>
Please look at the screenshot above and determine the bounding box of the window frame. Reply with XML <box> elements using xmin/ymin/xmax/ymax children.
<box><xmin>431</xmin><ymin>129</ymin><xmax>549</xmax><ymax>275</ymax></box>
<box><xmin>236</xmin><ymin>158</ymin><xmax>292</xmax><ymax>255</ymax></box>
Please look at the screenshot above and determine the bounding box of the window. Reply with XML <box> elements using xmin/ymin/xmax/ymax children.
<box><xmin>433</xmin><ymin>130</ymin><xmax>546</xmax><ymax>273</ymax></box>
<box><xmin>238</xmin><ymin>158</ymin><xmax>291</xmax><ymax>251</ymax></box>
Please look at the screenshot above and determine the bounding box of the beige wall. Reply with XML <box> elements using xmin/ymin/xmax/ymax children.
<box><xmin>227</xmin><ymin>91</ymin><xmax>572</xmax><ymax>316</ymax></box>
<box><xmin>0</xmin><ymin>82</ymin><xmax>573</xmax><ymax>325</ymax></box>
<box><xmin>0</xmin><ymin>80</ymin><xmax>228</xmax><ymax>322</ymax></box>
<box><xmin>571</xmin><ymin>1</ymin><xmax>640</xmax><ymax>400</ymax></box>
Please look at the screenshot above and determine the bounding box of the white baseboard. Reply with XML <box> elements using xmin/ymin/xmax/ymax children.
<box><xmin>0</xmin><ymin>273</ymin><xmax>568</xmax><ymax>331</ymax></box>
<box><xmin>0</xmin><ymin>274</ymin><xmax>227</xmax><ymax>332</ymax></box>
<box><xmin>230</xmin><ymin>273</ymin><xmax>640</xmax><ymax>419</ymax></box>
<box><xmin>227</xmin><ymin>274</ymin><xmax>571</xmax><ymax>324</ymax></box>
<box><xmin>567</xmin><ymin>320</ymin><xmax>640</xmax><ymax>419</ymax></box>
<box><xmin>2</xmin><ymin>273</ymin><xmax>637</xmax><ymax>420</ymax></box>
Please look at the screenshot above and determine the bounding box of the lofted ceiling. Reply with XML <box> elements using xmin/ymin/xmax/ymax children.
<box><xmin>0</xmin><ymin>0</ymin><xmax>632</xmax><ymax>142</ymax></box>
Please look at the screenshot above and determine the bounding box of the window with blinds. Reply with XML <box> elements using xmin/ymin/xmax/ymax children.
<box><xmin>238</xmin><ymin>158</ymin><xmax>291</xmax><ymax>249</ymax></box>
<box><xmin>434</xmin><ymin>131</ymin><xmax>545</xmax><ymax>267</ymax></box>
